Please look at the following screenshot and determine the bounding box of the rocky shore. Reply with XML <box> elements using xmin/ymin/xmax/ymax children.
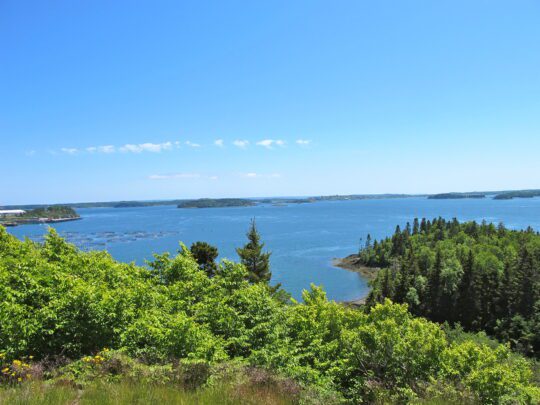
<box><xmin>332</xmin><ymin>254</ymin><xmax>380</xmax><ymax>307</ymax></box>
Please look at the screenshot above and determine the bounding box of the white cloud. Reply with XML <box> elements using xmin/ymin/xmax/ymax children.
<box><xmin>214</xmin><ymin>139</ymin><xmax>224</xmax><ymax>147</ymax></box>
<box><xmin>296</xmin><ymin>139</ymin><xmax>311</xmax><ymax>146</ymax></box>
<box><xmin>185</xmin><ymin>141</ymin><xmax>201</xmax><ymax>148</ymax></box>
<box><xmin>256</xmin><ymin>139</ymin><xmax>286</xmax><ymax>149</ymax></box>
<box><xmin>98</xmin><ymin>145</ymin><xmax>116</xmax><ymax>153</ymax></box>
<box><xmin>25</xmin><ymin>150</ymin><xmax>36</xmax><ymax>157</ymax></box>
<box><xmin>86</xmin><ymin>146</ymin><xmax>97</xmax><ymax>153</ymax></box>
<box><xmin>209</xmin><ymin>175</ymin><xmax>219</xmax><ymax>180</ymax></box>
<box><xmin>233</xmin><ymin>140</ymin><xmax>249</xmax><ymax>148</ymax></box>
<box><xmin>120</xmin><ymin>142</ymin><xmax>172</xmax><ymax>153</ymax></box>
<box><xmin>61</xmin><ymin>147</ymin><xmax>78</xmax><ymax>155</ymax></box>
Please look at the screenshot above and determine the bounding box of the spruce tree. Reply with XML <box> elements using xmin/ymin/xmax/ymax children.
<box><xmin>517</xmin><ymin>248</ymin><xmax>536</xmax><ymax>318</ymax></box>
<box><xmin>457</xmin><ymin>250</ymin><xmax>476</xmax><ymax>328</ymax></box>
<box><xmin>413</xmin><ymin>218</ymin><xmax>420</xmax><ymax>235</ymax></box>
<box><xmin>237</xmin><ymin>219</ymin><xmax>272</xmax><ymax>283</ymax></box>
<box><xmin>428</xmin><ymin>249</ymin><xmax>442</xmax><ymax>321</ymax></box>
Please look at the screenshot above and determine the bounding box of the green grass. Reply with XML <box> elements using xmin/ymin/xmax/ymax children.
<box><xmin>0</xmin><ymin>381</ymin><xmax>295</xmax><ymax>405</ymax></box>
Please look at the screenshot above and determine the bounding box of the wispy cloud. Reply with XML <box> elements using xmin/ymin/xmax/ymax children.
<box><xmin>185</xmin><ymin>141</ymin><xmax>201</xmax><ymax>148</ymax></box>
<box><xmin>25</xmin><ymin>150</ymin><xmax>36</xmax><ymax>157</ymax></box>
<box><xmin>60</xmin><ymin>147</ymin><xmax>78</xmax><ymax>155</ymax></box>
<box><xmin>99</xmin><ymin>145</ymin><xmax>116</xmax><ymax>153</ymax></box>
<box><xmin>256</xmin><ymin>139</ymin><xmax>286</xmax><ymax>149</ymax></box>
<box><xmin>86</xmin><ymin>145</ymin><xmax>115</xmax><ymax>153</ymax></box>
<box><xmin>120</xmin><ymin>142</ymin><xmax>172</xmax><ymax>153</ymax></box>
<box><xmin>56</xmin><ymin>137</ymin><xmax>306</xmax><ymax>157</ymax></box>
<box><xmin>233</xmin><ymin>140</ymin><xmax>249</xmax><ymax>148</ymax></box>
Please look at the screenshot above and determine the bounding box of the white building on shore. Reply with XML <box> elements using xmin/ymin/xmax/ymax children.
<box><xmin>0</xmin><ymin>209</ymin><xmax>26</xmax><ymax>217</ymax></box>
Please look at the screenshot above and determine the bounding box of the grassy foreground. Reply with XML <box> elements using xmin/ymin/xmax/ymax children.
<box><xmin>0</xmin><ymin>374</ymin><xmax>297</xmax><ymax>405</ymax></box>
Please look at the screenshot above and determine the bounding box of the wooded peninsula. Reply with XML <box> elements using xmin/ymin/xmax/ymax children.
<box><xmin>0</xmin><ymin>206</ymin><xmax>80</xmax><ymax>227</ymax></box>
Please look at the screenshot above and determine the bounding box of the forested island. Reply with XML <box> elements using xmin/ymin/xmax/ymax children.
<box><xmin>494</xmin><ymin>190</ymin><xmax>540</xmax><ymax>200</ymax></box>
<box><xmin>428</xmin><ymin>192</ymin><xmax>486</xmax><ymax>199</ymax></box>
<box><xmin>352</xmin><ymin>218</ymin><xmax>540</xmax><ymax>359</ymax></box>
<box><xmin>177</xmin><ymin>198</ymin><xmax>256</xmax><ymax>209</ymax></box>
<box><xmin>0</xmin><ymin>206</ymin><xmax>80</xmax><ymax>227</ymax></box>
<box><xmin>1</xmin><ymin>222</ymin><xmax>539</xmax><ymax>403</ymax></box>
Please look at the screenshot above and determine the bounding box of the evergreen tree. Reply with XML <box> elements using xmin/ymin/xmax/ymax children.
<box><xmin>413</xmin><ymin>218</ymin><xmax>420</xmax><ymax>235</ymax></box>
<box><xmin>190</xmin><ymin>241</ymin><xmax>219</xmax><ymax>277</ymax></box>
<box><xmin>457</xmin><ymin>250</ymin><xmax>477</xmax><ymax>328</ymax></box>
<box><xmin>420</xmin><ymin>218</ymin><xmax>427</xmax><ymax>233</ymax></box>
<box><xmin>365</xmin><ymin>233</ymin><xmax>372</xmax><ymax>250</ymax></box>
<box><xmin>517</xmin><ymin>248</ymin><xmax>536</xmax><ymax>318</ymax></box>
<box><xmin>236</xmin><ymin>219</ymin><xmax>272</xmax><ymax>283</ymax></box>
<box><xmin>391</xmin><ymin>225</ymin><xmax>404</xmax><ymax>256</ymax></box>
<box><xmin>428</xmin><ymin>249</ymin><xmax>442</xmax><ymax>320</ymax></box>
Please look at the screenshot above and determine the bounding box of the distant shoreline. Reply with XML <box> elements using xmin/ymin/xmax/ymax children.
<box><xmin>3</xmin><ymin>188</ymin><xmax>540</xmax><ymax>210</ymax></box>
<box><xmin>1</xmin><ymin>217</ymin><xmax>81</xmax><ymax>227</ymax></box>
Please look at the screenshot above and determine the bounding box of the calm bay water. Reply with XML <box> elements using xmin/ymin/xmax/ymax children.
<box><xmin>8</xmin><ymin>197</ymin><xmax>540</xmax><ymax>301</ymax></box>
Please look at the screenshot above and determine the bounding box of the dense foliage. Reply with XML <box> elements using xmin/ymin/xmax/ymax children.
<box><xmin>360</xmin><ymin>218</ymin><xmax>540</xmax><ymax>358</ymax></box>
<box><xmin>1</xmin><ymin>226</ymin><xmax>539</xmax><ymax>403</ymax></box>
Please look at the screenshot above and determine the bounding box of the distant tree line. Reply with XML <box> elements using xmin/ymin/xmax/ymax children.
<box><xmin>359</xmin><ymin>217</ymin><xmax>540</xmax><ymax>357</ymax></box>
<box><xmin>20</xmin><ymin>206</ymin><xmax>79</xmax><ymax>219</ymax></box>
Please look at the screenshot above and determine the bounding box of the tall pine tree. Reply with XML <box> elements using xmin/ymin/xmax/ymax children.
<box><xmin>237</xmin><ymin>219</ymin><xmax>272</xmax><ymax>283</ymax></box>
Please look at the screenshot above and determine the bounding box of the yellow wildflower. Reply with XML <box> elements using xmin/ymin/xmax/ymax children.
<box><xmin>17</xmin><ymin>377</ymin><xmax>22</xmax><ymax>382</ymax></box>
<box><xmin>28</xmin><ymin>355</ymin><xmax>34</xmax><ymax>360</ymax></box>
<box><xmin>1</xmin><ymin>367</ymin><xmax>9</xmax><ymax>373</ymax></box>
<box><xmin>12</xmin><ymin>359</ymin><xmax>22</xmax><ymax>367</ymax></box>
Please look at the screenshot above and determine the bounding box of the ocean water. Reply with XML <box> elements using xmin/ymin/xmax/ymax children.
<box><xmin>7</xmin><ymin>197</ymin><xmax>540</xmax><ymax>301</ymax></box>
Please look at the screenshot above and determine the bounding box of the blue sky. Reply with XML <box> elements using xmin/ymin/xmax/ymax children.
<box><xmin>1</xmin><ymin>1</ymin><xmax>539</xmax><ymax>205</ymax></box>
